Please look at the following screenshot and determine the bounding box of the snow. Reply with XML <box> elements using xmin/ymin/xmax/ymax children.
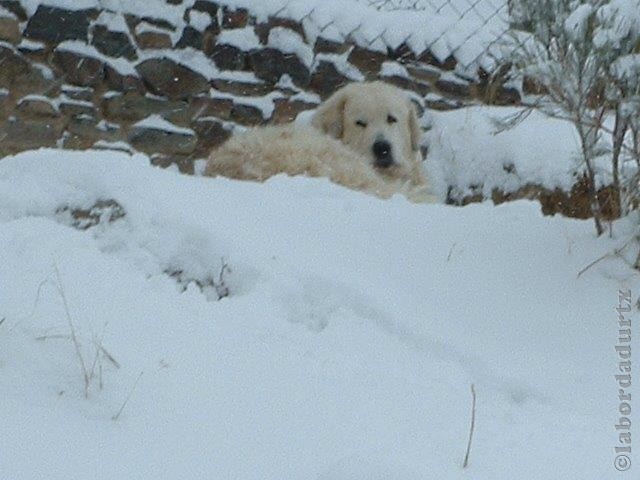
<box><xmin>314</xmin><ymin>52</ymin><xmax>365</xmax><ymax>81</ymax></box>
<box><xmin>564</xmin><ymin>4</ymin><xmax>595</xmax><ymax>42</ymax></box>
<box><xmin>426</xmin><ymin>106</ymin><xmax>584</xmax><ymax>200</ymax></box>
<box><xmin>133</xmin><ymin>114</ymin><xmax>195</xmax><ymax>136</ymax></box>
<box><xmin>20</xmin><ymin>0</ymin><xmax>512</xmax><ymax>70</ymax></box>
<box><xmin>93</xmin><ymin>10</ymin><xmax>130</xmax><ymax>34</ymax></box>
<box><xmin>20</xmin><ymin>0</ymin><xmax>99</xmax><ymax>15</ymax></box>
<box><xmin>0</xmin><ymin>5</ymin><xmax>17</xmax><ymax>19</ymax></box>
<box><xmin>0</xmin><ymin>147</ymin><xmax>637</xmax><ymax>479</ymax></box>
<box><xmin>380</xmin><ymin>61</ymin><xmax>410</xmax><ymax>78</ymax></box>
<box><xmin>92</xmin><ymin>140</ymin><xmax>134</xmax><ymax>153</ymax></box>
<box><xmin>18</xmin><ymin>93</ymin><xmax>58</xmax><ymax>108</ymax></box>
<box><xmin>138</xmin><ymin>47</ymin><xmax>219</xmax><ymax>81</ymax></box>
<box><xmin>216</xmin><ymin>26</ymin><xmax>261</xmax><ymax>50</ymax></box>
<box><xmin>188</xmin><ymin>10</ymin><xmax>212</xmax><ymax>33</ymax></box>
<box><xmin>217</xmin><ymin>0</ymin><xmax>509</xmax><ymax>67</ymax></box>
<box><xmin>267</xmin><ymin>27</ymin><xmax>314</xmax><ymax>68</ymax></box>
<box><xmin>212</xmin><ymin>90</ymin><xmax>285</xmax><ymax>119</ymax></box>
<box><xmin>18</xmin><ymin>38</ymin><xmax>46</xmax><ymax>52</ymax></box>
<box><xmin>56</xmin><ymin>40</ymin><xmax>138</xmax><ymax>76</ymax></box>
<box><xmin>134</xmin><ymin>21</ymin><xmax>171</xmax><ymax>36</ymax></box>
<box><xmin>17</xmin><ymin>93</ymin><xmax>94</xmax><ymax>114</ymax></box>
<box><xmin>290</xmin><ymin>90</ymin><xmax>321</xmax><ymax>104</ymax></box>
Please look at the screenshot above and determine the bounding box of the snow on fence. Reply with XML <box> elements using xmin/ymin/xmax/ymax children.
<box><xmin>216</xmin><ymin>0</ymin><xmax>511</xmax><ymax>71</ymax></box>
<box><xmin>18</xmin><ymin>0</ymin><xmax>511</xmax><ymax>71</ymax></box>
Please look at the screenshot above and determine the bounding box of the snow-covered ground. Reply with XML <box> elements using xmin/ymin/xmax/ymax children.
<box><xmin>0</xmin><ymin>148</ymin><xmax>637</xmax><ymax>479</ymax></box>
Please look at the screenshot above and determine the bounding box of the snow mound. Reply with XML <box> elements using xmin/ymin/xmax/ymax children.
<box><xmin>0</xmin><ymin>148</ymin><xmax>635</xmax><ymax>480</ymax></box>
<box><xmin>426</xmin><ymin>106</ymin><xmax>582</xmax><ymax>199</ymax></box>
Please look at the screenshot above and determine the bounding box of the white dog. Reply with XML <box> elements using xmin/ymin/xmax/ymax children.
<box><xmin>205</xmin><ymin>81</ymin><xmax>433</xmax><ymax>202</ymax></box>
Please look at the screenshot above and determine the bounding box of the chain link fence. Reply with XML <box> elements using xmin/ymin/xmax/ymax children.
<box><xmin>301</xmin><ymin>0</ymin><xmax>514</xmax><ymax>70</ymax></box>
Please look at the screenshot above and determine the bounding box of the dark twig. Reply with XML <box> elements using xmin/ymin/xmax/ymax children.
<box><xmin>463</xmin><ymin>384</ymin><xmax>477</xmax><ymax>469</ymax></box>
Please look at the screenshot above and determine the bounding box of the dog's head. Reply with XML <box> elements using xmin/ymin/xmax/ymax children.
<box><xmin>311</xmin><ymin>81</ymin><xmax>423</xmax><ymax>185</ymax></box>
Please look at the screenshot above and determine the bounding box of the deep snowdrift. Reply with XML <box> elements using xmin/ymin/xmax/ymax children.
<box><xmin>0</xmin><ymin>149</ymin><xmax>637</xmax><ymax>479</ymax></box>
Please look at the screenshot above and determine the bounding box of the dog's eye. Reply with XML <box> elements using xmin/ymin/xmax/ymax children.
<box><xmin>355</xmin><ymin>120</ymin><xmax>367</xmax><ymax>128</ymax></box>
<box><xmin>387</xmin><ymin>114</ymin><xmax>397</xmax><ymax>124</ymax></box>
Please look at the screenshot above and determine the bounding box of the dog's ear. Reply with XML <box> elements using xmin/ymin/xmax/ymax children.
<box><xmin>312</xmin><ymin>87</ymin><xmax>348</xmax><ymax>139</ymax></box>
<box><xmin>407</xmin><ymin>100</ymin><xmax>422</xmax><ymax>152</ymax></box>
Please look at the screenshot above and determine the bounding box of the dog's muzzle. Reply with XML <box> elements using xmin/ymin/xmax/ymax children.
<box><xmin>372</xmin><ymin>140</ymin><xmax>393</xmax><ymax>169</ymax></box>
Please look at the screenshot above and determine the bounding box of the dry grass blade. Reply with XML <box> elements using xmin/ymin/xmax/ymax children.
<box><xmin>112</xmin><ymin>371</ymin><xmax>144</xmax><ymax>421</ymax></box>
<box><xmin>53</xmin><ymin>261</ymin><xmax>90</xmax><ymax>398</ymax></box>
<box><xmin>97</xmin><ymin>344</ymin><xmax>121</xmax><ymax>369</ymax></box>
<box><xmin>463</xmin><ymin>384</ymin><xmax>477</xmax><ymax>469</ymax></box>
<box><xmin>577</xmin><ymin>236</ymin><xmax>636</xmax><ymax>278</ymax></box>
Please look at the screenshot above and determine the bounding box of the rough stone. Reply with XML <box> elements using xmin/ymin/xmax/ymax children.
<box><xmin>66</xmin><ymin>114</ymin><xmax>98</xmax><ymax>137</ymax></box>
<box><xmin>53</xmin><ymin>48</ymin><xmax>105</xmax><ymax>87</ymax></box>
<box><xmin>94</xmin><ymin>120</ymin><xmax>122</xmax><ymax>141</ymax></box>
<box><xmin>136</xmin><ymin>58</ymin><xmax>210</xmax><ymax>99</ymax></box>
<box><xmin>381</xmin><ymin>75</ymin><xmax>431</xmax><ymax>96</ymax></box>
<box><xmin>0</xmin><ymin>117</ymin><xmax>64</xmax><ymax>155</ymax></box>
<box><xmin>202</xmin><ymin>30</ymin><xmax>219</xmax><ymax>56</ymax></box>
<box><xmin>230</xmin><ymin>103</ymin><xmax>266</xmax><ymax>125</ymax></box>
<box><xmin>190</xmin><ymin>96</ymin><xmax>234</xmax><ymax>120</ymax></box>
<box><xmin>104</xmin><ymin>66</ymin><xmax>146</xmax><ymax>93</ymax></box>
<box><xmin>0</xmin><ymin>12</ymin><xmax>20</xmax><ymax>44</ymax></box>
<box><xmin>387</xmin><ymin>43</ymin><xmax>416</xmax><ymax>62</ymax></box>
<box><xmin>17</xmin><ymin>40</ymin><xmax>47</xmax><ymax>59</ymax></box>
<box><xmin>129</xmin><ymin>122</ymin><xmax>197</xmax><ymax>155</ymax></box>
<box><xmin>313</xmin><ymin>37</ymin><xmax>350</xmax><ymax>55</ymax></box>
<box><xmin>406</xmin><ymin>64</ymin><xmax>441</xmax><ymax>84</ymax></box>
<box><xmin>128</xmin><ymin>16</ymin><xmax>175</xmax><ymax>32</ymax></box>
<box><xmin>176</xmin><ymin>26</ymin><xmax>204</xmax><ymax>49</ymax></box>
<box><xmin>62</xmin><ymin>131</ymin><xmax>97</xmax><ymax>150</ymax></box>
<box><xmin>17</xmin><ymin>97</ymin><xmax>60</xmax><ymax>118</ymax></box>
<box><xmin>211</xmin><ymin>79</ymin><xmax>273</xmax><ymax>97</ymax></box>
<box><xmin>0</xmin><ymin>88</ymin><xmax>11</xmax><ymax>117</ymax></box>
<box><xmin>436</xmin><ymin>78</ymin><xmax>471</xmax><ymax>98</ymax></box>
<box><xmin>347</xmin><ymin>46</ymin><xmax>386</xmax><ymax>79</ymax></box>
<box><xmin>0</xmin><ymin>44</ymin><xmax>30</xmax><ymax>88</ymax></box>
<box><xmin>102</xmin><ymin>92</ymin><xmax>189</xmax><ymax>122</ymax></box>
<box><xmin>472</xmin><ymin>84</ymin><xmax>521</xmax><ymax>106</ymax></box>
<box><xmin>24</xmin><ymin>6</ymin><xmax>94</xmax><ymax>44</ymax></box>
<box><xmin>150</xmin><ymin>154</ymin><xmax>195</xmax><ymax>174</ymax></box>
<box><xmin>0</xmin><ymin>1</ymin><xmax>27</xmax><ymax>21</ymax></box>
<box><xmin>255</xmin><ymin>18</ymin><xmax>306</xmax><ymax>44</ymax></box>
<box><xmin>59</xmin><ymin>99</ymin><xmax>96</xmax><ymax>117</ymax></box>
<box><xmin>191</xmin><ymin>117</ymin><xmax>233</xmax><ymax>156</ymax></box>
<box><xmin>222</xmin><ymin>8</ymin><xmax>249</xmax><ymax>29</ymax></box>
<box><xmin>61</xmin><ymin>85</ymin><xmax>94</xmax><ymax>102</ymax></box>
<box><xmin>417</xmin><ymin>51</ymin><xmax>457</xmax><ymax>71</ymax></box>
<box><xmin>424</xmin><ymin>96</ymin><xmax>463</xmax><ymax>111</ymax></box>
<box><xmin>249</xmin><ymin>48</ymin><xmax>310</xmax><ymax>87</ymax></box>
<box><xmin>211</xmin><ymin>44</ymin><xmax>246</xmax><ymax>70</ymax></box>
<box><xmin>0</xmin><ymin>45</ymin><xmax>51</xmax><ymax>95</ymax></box>
<box><xmin>136</xmin><ymin>29</ymin><xmax>172</xmax><ymax>49</ymax></box>
<box><xmin>309</xmin><ymin>61</ymin><xmax>350</xmax><ymax>98</ymax></box>
<box><xmin>192</xmin><ymin>0</ymin><xmax>219</xmax><ymax>17</ymax></box>
<box><xmin>91</xmin><ymin>24</ymin><xmax>137</xmax><ymax>60</ymax></box>
<box><xmin>271</xmin><ymin>98</ymin><xmax>317</xmax><ymax>124</ymax></box>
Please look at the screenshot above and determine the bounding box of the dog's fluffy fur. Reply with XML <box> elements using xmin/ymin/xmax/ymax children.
<box><xmin>205</xmin><ymin>81</ymin><xmax>433</xmax><ymax>202</ymax></box>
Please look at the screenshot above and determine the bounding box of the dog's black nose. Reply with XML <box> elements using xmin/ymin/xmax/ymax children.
<box><xmin>372</xmin><ymin>140</ymin><xmax>393</xmax><ymax>168</ymax></box>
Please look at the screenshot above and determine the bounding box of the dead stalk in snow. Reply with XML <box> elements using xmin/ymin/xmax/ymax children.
<box><xmin>112</xmin><ymin>371</ymin><xmax>144</xmax><ymax>421</ymax></box>
<box><xmin>463</xmin><ymin>384</ymin><xmax>477</xmax><ymax>469</ymax></box>
<box><xmin>53</xmin><ymin>261</ymin><xmax>91</xmax><ymax>398</ymax></box>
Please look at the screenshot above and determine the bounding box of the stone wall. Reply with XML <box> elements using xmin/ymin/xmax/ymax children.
<box><xmin>0</xmin><ymin>0</ymin><xmax>520</xmax><ymax>174</ymax></box>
